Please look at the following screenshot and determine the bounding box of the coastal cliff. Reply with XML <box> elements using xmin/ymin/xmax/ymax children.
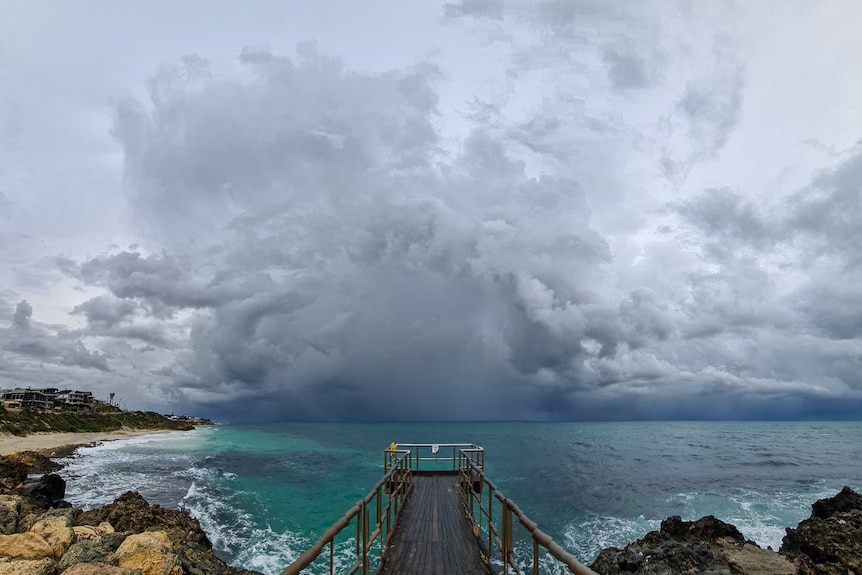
<box><xmin>0</xmin><ymin>405</ymin><xmax>206</xmax><ymax>437</ymax></box>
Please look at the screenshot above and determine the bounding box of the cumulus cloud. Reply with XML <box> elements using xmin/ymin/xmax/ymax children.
<box><xmin>1</xmin><ymin>300</ymin><xmax>111</xmax><ymax>375</ymax></box>
<box><xmin>4</xmin><ymin>3</ymin><xmax>862</xmax><ymax>420</ymax></box>
<box><xmin>54</xmin><ymin>45</ymin><xmax>677</xmax><ymax>420</ymax></box>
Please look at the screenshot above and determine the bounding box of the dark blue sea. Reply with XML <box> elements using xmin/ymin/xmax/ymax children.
<box><xmin>58</xmin><ymin>422</ymin><xmax>862</xmax><ymax>574</ymax></box>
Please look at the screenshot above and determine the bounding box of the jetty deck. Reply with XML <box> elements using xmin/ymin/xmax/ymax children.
<box><xmin>280</xmin><ymin>443</ymin><xmax>598</xmax><ymax>575</ymax></box>
<box><xmin>377</xmin><ymin>474</ymin><xmax>492</xmax><ymax>575</ymax></box>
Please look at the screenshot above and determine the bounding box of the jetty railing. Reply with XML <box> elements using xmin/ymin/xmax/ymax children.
<box><xmin>281</xmin><ymin>443</ymin><xmax>597</xmax><ymax>575</ymax></box>
<box><xmin>385</xmin><ymin>442</ymin><xmax>484</xmax><ymax>473</ymax></box>
<box><xmin>279</xmin><ymin>449</ymin><xmax>413</xmax><ymax>575</ymax></box>
<box><xmin>458</xmin><ymin>452</ymin><xmax>599</xmax><ymax>575</ymax></box>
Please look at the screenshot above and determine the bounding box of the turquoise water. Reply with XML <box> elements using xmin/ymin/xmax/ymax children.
<box><xmin>58</xmin><ymin>422</ymin><xmax>862</xmax><ymax>574</ymax></box>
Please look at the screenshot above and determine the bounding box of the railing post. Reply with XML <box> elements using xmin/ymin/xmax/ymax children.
<box><xmin>355</xmin><ymin>503</ymin><xmax>361</xmax><ymax>568</ymax></box>
<box><xmin>488</xmin><ymin>485</ymin><xmax>493</xmax><ymax>567</ymax></box>
<box><xmin>533</xmin><ymin>537</ymin><xmax>540</xmax><ymax>575</ymax></box>
<box><xmin>503</xmin><ymin>504</ymin><xmax>511</xmax><ymax>575</ymax></box>
<box><xmin>362</xmin><ymin>500</ymin><xmax>368</xmax><ymax>575</ymax></box>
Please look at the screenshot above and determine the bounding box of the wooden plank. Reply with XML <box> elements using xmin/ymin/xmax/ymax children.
<box><xmin>378</xmin><ymin>475</ymin><xmax>494</xmax><ymax>575</ymax></box>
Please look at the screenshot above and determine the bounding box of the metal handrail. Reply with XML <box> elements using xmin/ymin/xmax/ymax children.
<box><xmin>459</xmin><ymin>451</ymin><xmax>599</xmax><ymax>575</ymax></box>
<box><xmin>388</xmin><ymin>443</ymin><xmax>484</xmax><ymax>472</ymax></box>
<box><xmin>280</xmin><ymin>450</ymin><xmax>413</xmax><ymax>575</ymax></box>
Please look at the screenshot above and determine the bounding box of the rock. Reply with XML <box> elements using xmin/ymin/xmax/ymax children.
<box><xmin>30</xmin><ymin>515</ymin><xmax>76</xmax><ymax>558</ymax></box>
<box><xmin>77</xmin><ymin>492</ymin><xmax>260</xmax><ymax>575</ymax></box>
<box><xmin>0</xmin><ymin>531</ymin><xmax>54</xmax><ymax>559</ymax></box>
<box><xmin>0</xmin><ymin>497</ymin><xmax>21</xmax><ymax>535</ymax></box>
<box><xmin>61</xmin><ymin>564</ymin><xmax>139</xmax><ymax>575</ymax></box>
<box><xmin>591</xmin><ymin>515</ymin><xmax>796</xmax><ymax>575</ymax></box>
<box><xmin>0</xmin><ymin>556</ymin><xmax>57</xmax><ymax>575</ymax></box>
<box><xmin>71</xmin><ymin>526</ymin><xmax>99</xmax><ymax>542</ymax></box>
<box><xmin>723</xmin><ymin>543</ymin><xmax>797</xmax><ymax>575</ymax></box>
<box><xmin>20</xmin><ymin>474</ymin><xmax>67</xmax><ymax>509</ymax></box>
<box><xmin>78</xmin><ymin>491</ymin><xmax>211</xmax><ymax>548</ymax></box>
<box><xmin>114</xmin><ymin>531</ymin><xmax>181</xmax><ymax>575</ymax></box>
<box><xmin>0</xmin><ymin>459</ymin><xmax>29</xmax><ymax>491</ymax></box>
<box><xmin>57</xmin><ymin>532</ymin><xmax>125</xmax><ymax>572</ymax></box>
<box><xmin>781</xmin><ymin>487</ymin><xmax>862</xmax><ymax>575</ymax></box>
<box><xmin>810</xmin><ymin>486</ymin><xmax>862</xmax><ymax>520</ymax></box>
<box><xmin>3</xmin><ymin>452</ymin><xmax>61</xmax><ymax>475</ymax></box>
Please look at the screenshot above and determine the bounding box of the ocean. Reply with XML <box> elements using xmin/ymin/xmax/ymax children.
<box><xmin>57</xmin><ymin>421</ymin><xmax>862</xmax><ymax>574</ymax></box>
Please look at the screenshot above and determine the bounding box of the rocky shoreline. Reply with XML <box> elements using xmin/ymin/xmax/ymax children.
<box><xmin>1</xmin><ymin>447</ymin><xmax>860</xmax><ymax>575</ymax></box>
<box><xmin>0</xmin><ymin>449</ymin><xmax>263</xmax><ymax>575</ymax></box>
<box><xmin>589</xmin><ymin>486</ymin><xmax>862</xmax><ymax>575</ymax></box>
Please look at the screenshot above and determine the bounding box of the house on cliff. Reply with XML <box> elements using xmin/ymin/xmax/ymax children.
<box><xmin>0</xmin><ymin>387</ymin><xmax>95</xmax><ymax>410</ymax></box>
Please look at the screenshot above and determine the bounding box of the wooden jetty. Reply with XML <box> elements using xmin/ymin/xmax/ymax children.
<box><xmin>280</xmin><ymin>443</ymin><xmax>598</xmax><ymax>575</ymax></box>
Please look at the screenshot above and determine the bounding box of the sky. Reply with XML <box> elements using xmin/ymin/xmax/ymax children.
<box><xmin>2</xmin><ymin>1</ymin><xmax>862</xmax><ymax>422</ymax></box>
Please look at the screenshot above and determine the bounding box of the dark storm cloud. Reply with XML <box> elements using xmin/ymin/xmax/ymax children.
<box><xmin>668</xmin><ymin>146</ymin><xmax>862</xmax><ymax>406</ymax></box>
<box><xmin>5</xmin><ymin>1</ymin><xmax>858</xmax><ymax>421</ymax></box>
<box><xmin>61</xmin><ymin>46</ymin><xmax>659</xmax><ymax>420</ymax></box>
<box><xmin>47</xmin><ymin>30</ymin><xmax>861</xmax><ymax>421</ymax></box>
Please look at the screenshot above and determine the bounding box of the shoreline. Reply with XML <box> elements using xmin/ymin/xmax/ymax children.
<box><xmin>0</xmin><ymin>428</ymin><xmax>185</xmax><ymax>456</ymax></box>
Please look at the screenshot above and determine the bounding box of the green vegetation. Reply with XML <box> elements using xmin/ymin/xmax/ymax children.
<box><xmin>0</xmin><ymin>404</ymin><xmax>197</xmax><ymax>436</ymax></box>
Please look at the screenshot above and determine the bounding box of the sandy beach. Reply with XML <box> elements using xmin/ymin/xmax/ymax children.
<box><xmin>0</xmin><ymin>428</ymin><xmax>179</xmax><ymax>456</ymax></box>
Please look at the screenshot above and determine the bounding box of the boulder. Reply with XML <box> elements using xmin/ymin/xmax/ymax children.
<box><xmin>77</xmin><ymin>492</ymin><xmax>260</xmax><ymax>575</ymax></box>
<box><xmin>810</xmin><ymin>486</ymin><xmax>862</xmax><ymax>519</ymax></box>
<box><xmin>57</xmin><ymin>532</ymin><xmax>126</xmax><ymax>572</ymax></box>
<box><xmin>71</xmin><ymin>526</ymin><xmax>99</xmax><ymax>542</ymax></box>
<box><xmin>0</xmin><ymin>556</ymin><xmax>57</xmax><ymax>575</ymax></box>
<box><xmin>20</xmin><ymin>474</ymin><xmax>67</xmax><ymax>509</ymax></box>
<box><xmin>0</xmin><ymin>531</ymin><xmax>54</xmax><ymax>560</ymax></box>
<box><xmin>781</xmin><ymin>487</ymin><xmax>862</xmax><ymax>575</ymax></box>
<box><xmin>78</xmin><ymin>491</ymin><xmax>210</xmax><ymax>548</ymax></box>
<box><xmin>114</xmin><ymin>531</ymin><xmax>181</xmax><ymax>575</ymax></box>
<box><xmin>72</xmin><ymin>521</ymin><xmax>114</xmax><ymax>542</ymax></box>
<box><xmin>0</xmin><ymin>497</ymin><xmax>21</xmax><ymax>535</ymax></box>
<box><xmin>31</xmin><ymin>515</ymin><xmax>76</xmax><ymax>558</ymax></box>
<box><xmin>591</xmin><ymin>515</ymin><xmax>796</xmax><ymax>575</ymax></box>
<box><xmin>61</xmin><ymin>564</ymin><xmax>139</xmax><ymax>575</ymax></box>
<box><xmin>0</xmin><ymin>459</ymin><xmax>29</xmax><ymax>492</ymax></box>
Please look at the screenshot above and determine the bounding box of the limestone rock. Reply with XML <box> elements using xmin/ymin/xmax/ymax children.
<box><xmin>115</xmin><ymin>530</ymin><xmax>173</xmax><ymax>557</ymax></box>
<box><xmin>781</xmin><ymin>486</ymin><xmax>862</xmax><ymax>575</ymax></box>
<box><xmin>61</xmin><ymin>564</ymin><xmax>139</xmax><ymax>575</ymax></box>
<box><xmin>0</xmin><ymin>459</ymin><xmax>28</xmax><ymax>491</ymax></box>
<box><xmin>78</xmin><ymin>492</ymin><xmax>260</xmax><ymax>575</ymax></box>
<box><xmin>591</xmin><ymin>515</ymin><xmax>796</xmax><ymax>575</ymax></box>
<box><xmin>115</xmin><ymin>531</ymin><xmax>181</xmax><ymax>575</ymax></box>
<box><xmin>79</xmin><ymin>491</ymin><xmax>210</xmax><ymax>548</ymax></box>
<box><xmin>0</xmin><ymin>556</ymin><xmax>57</xmax><ymax>575</ymax></box>
<box><xmin>810</xmin><ymin>486</ymin><xmax>862</xmax><ymax>519</ymax></box>
<box><xmin>0</xmin><ymin>531</ymin><xmax>54</xmax><ymax>559</ymax></box>
<box><xmin>71</xmin><ymin>522</ymin><xmax>114</xmax><ymax>543</ymax></box>
<box><xmin>71</xmin><ymin>526</ymin><xmax>99</xmax><ymax>542</ymax></box>
<box><xmin>31</xmin><ymin>515</ymin><xmax>76</xmax><ymax>558</ymax></box>
<box><xmin>57</xmin><ymin>532</ymin><xmax>126</xmax><ymax>572</ymax></box>
<box><xmin>0</xmin><ymin>497</ymin><xmax>21</xmax><ymax>535</ymax></box>
<box><xmin>3</xmin><ymin>452</ymin><xmax>61</xmax><ymax>475</ymax></box>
